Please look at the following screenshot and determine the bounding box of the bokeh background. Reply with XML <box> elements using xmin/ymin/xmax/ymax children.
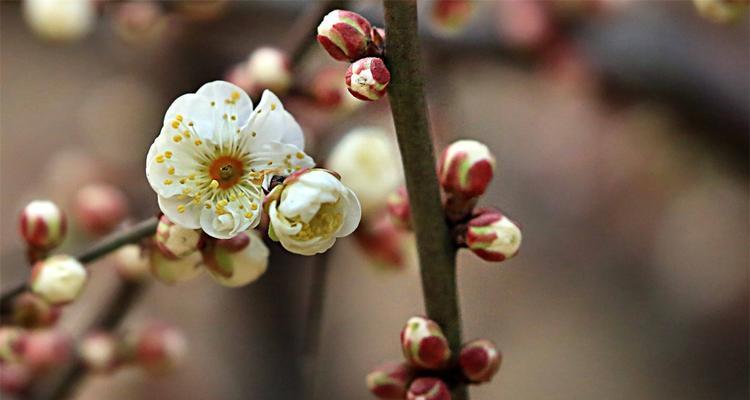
<box><xmin>1</xmin><ymin>1</ymin><xmax>747</xmax><ymax>399</ymax></box>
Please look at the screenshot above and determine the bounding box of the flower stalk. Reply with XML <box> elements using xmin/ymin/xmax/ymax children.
<box><xmin>382</xmin><ymin>0</ymin><xmax>467</xmax><ymax>398</ymax></box>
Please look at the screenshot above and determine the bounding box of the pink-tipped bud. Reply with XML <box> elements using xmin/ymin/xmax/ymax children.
<box><xmin>112</xmin><ymin>244</ymin><xmax>150</xmax><ymax>281</ymax></box>
<box><xmin>317</xmin><ymin>10</ymin><xmax>373</xmax><ymax>62</ymax></box>
<box><xmin>200</xmin><ymin>230</ymin><xmax>269</xmax><ymax>287</ymax></box>
<box><xmin>0</xmin><ymin>327</ymin><xmax>25</xmax><ymax>363</ymax></box>
<box><xmin>345</xmin><ymin>57</ymin><xmax>390</xmax><ymax>101</ymax></box>
<box><xmin>438</xmin><ymin>140</ymin><xmax>495</xmax><ymax>199</ymax></box>
<box><xmin>12</xmin><ymin>292</ymin><xmax>61</xmax><ymax>329</ymax></box>
<box><xmin>149</xmin><ymin>248</ymin><xmax>203</xmax><ymax>285</ymax></box>
<box><xmin>79</xmin><ymin>332</ymin><xmax>120</xmax><ymax>373</ymax></box>
<box><xmin>366</xmin><ymin>361</ymin><xmax>414</xmax><ymax>399</ymax></box>
<box><xmin>386</xmin><ymin>187</ymin><xmax>411</xmax><ymax>229</ymax></box>
<box><xmin>20</xmin><ymin>330</ymin><xmax>72</xmax><ymax>372</ymax></box>
<box><xmin>406</xmin><ymin>377</ymin><xmax>451</xmax><ymax>400</ymax></box>
<box><xmin>155</xmin><ymin>215</ymin><xmax>201</xmax><ymax>260</ymax></box>
<box><xmin>400</xmin><ymin>316</ymin><xmax>451</xmax><ymax>370</ymax></box>
<box><xmin>19</xmin><ymin>200</ymin><xmax>67</xmax><ymax>251</ymax></box>
<box><xmin>465</xmin><ymin>208</ymin><xmax>522</xmax><ymax>262</ymax></box>
<box><xmin>0</xmin><ymin>363</ymin><xmax>31</xmax><ymax>395</ymax></box>
<box><xmin>459</xmin><ymin>339</ymin><xmax>502</xmax><ymax>383</ymax></box>
<box><xmin>244</xmin><ymin>47</ymin><xmax>292</xmax><ymax>96</ymax></box>
<box><xmin>29</xmin><ymin>255</ymin><xmax>87</xmax><ymax>305</ymax></box>
<box><xmin>430</xmin><ymin>0</ymin><xmax>476</xmax><ymax>35</ymax></box>
<box><xmin>133</xmin><ymin>323</ymin><xmax>187</xmax><ymax>374</ymax></box>
<box><xmin>75</xmin><ymin>184</ymin><xmax>129</xmax><ymax>236</ymax></box>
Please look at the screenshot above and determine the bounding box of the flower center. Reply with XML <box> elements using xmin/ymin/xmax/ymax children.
<box><xmin>291</xmin><ymin>201</ymin><xmax>343</xmax><ymax>241</ymax></box>
<box><xmin>209</xmin><ymin>156</ymin><xmax>244</xmax><ymax>189</ymax></box>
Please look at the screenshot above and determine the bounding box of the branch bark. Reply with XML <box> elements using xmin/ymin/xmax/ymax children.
<box><xmin>382</xmin><ymin>1</ymin><xmax>467</xmax><ymax>398</ymax></box>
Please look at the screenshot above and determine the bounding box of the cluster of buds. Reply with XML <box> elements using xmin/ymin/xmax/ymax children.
<box><xmin>226</xmin><ymin>47</ymin><xmax>292</xmax><ymax>97</ymax></box>
<box><xmin>149</xmin><ymin>215</ymin><xmax>270</xmax><ymax>288</ymax></box>
<box><xmin>19</xmin><ymin>200</ymin><xmax>67</xmax><ymax>262</ymax></box>
<box><xmin>0</xmin><ymin>327</ymin><xmax>72</xmax><ymax>394</ymax></box>
<box><xmin>436</xmin><ymin>140</ymin><xmax>522</xmax><ymax>263</ymax></box>
<box><xmin>317</xmin><ymin>10</ymin><xmax>391</xmax><ymax>101</ymax></box>
<box><xmin>79</xmin><ymin>322</ymin><xmax>187</xmax><ymax>375</ymax></box>
<box><xmin>367</xmin><ymin>316</ymin><xmax>502</xmax><ymax>399</ymax></box>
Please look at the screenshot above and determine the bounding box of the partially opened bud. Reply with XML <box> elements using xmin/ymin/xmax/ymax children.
<box><xmin>244</xmin><ymin>47</ymin><xmax>292</xmax><ymax>95</ymax></box>
<box><xmin>693</xmin><ymin>0</ymin><xmax>749</xmax><ymax>23</ymax></box>
<box><xmin>12</xmin><ymin>292</ymin><xmax>61</xmax><ymax>329</ymax></box>
<box><xmin>465</xmin><ymin>208</ymin><xmax>521</xmax><ymax>262</ymax></box>
<box><xmin>406</xmin><ymin>377</ymin><xmax>451</xmax><ymax>400</ymax></box>
<box><xmin>201</xmin><ymin>230</ymin><xmax>269</xmax><ymax>287</ymax></box>
<box><xmin>149</xmin><ymin>249</ymin><xmax>203</xmax><ymax>285</ymax></box>
<box><xmin>133</xmin><ymin>323</ymin><xmax>187</xmax><ymax>374</ymax></box>
<box><xmin>155</xmin><ymin>215</ymin><xmax>201</xmax><ymax>260</ymax></box>
<box><xmin>74</xmin><ymin>184</ymin><xmax>129</xmax><ymax>236</ymax></box>
<box><xmin>366</xmin><ymin>361</ymin><xmax>414</xmax><ymax>399</ymax></box>
<box><xmin>0</xmin><ymin>363</ymin><xmax>31</xmax><ymax>395</ymax></box>
<box><xmin>386</xmin><ymin>187</ymin><xmax>411</xmax><ymax>229</ymax></box>
<box><xmin>317</xmin><ymin>10</ymin><xmax>373</xmax><ymax>61</ymax></box>
<box><xmin>439</xmin><ymin>140</ymin><xmax>495</xmax><ymax>199</ymax></box>
<box><xmin>79</xmin><ymin>332</ymin><xmax>120</xmax><ymax>373</ymax></box>
<box><xmin>459</xmin><ymin>339</ymin><xmax>502</xmax><ymax>383</ymax></box>
<box><xmin>112</xmin><ymin>244</ymin><xmax>150</xmax><ymax>281</ymax></box>
<box><xmin>345</xmin><ymin>57</ymin><xmax>390</xmax><ymax>101</ymax></box>
<box><xmin>19</xmin><ymin>200</ymin><xmax>67</xmax><ymax>251</ymax></box>
<box><xmin>30</xmin><ymin>255</ymin><xmax>87</xmax><ymax>305</ymax></box>
<box><xmin>400</xmin><ymin>316</ymin><xmax>451</xmax><ymax>370</ymax></box>
<box><xmin>0</xmin><ymin>327</ymin><xmax>25</xmax><ymax>363</ymax></box>
<box><xmin>21</xmin><ymin>329</ymin><xmax>72</xmax><ymax>371</ymax></box>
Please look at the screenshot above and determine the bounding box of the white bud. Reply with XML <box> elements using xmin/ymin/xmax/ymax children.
<box><xmin>30</xmin><ymin>255</ymin><xmax>87</xmax><ymax>305</ymax></box>
<box><xmin>23</xmin><ymin>0</ymin><xmax>95</xmax><ymax>42</ymax></box>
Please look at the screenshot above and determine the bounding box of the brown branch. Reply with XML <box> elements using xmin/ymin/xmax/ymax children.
<box><xmin>382</xmin><ymin>1</ymin><xmax>468</xmax><ymax>399</ymax></box>
<box><xmin>301</xmin><ymin>251</ymin><xmax>331</xmax><ymax>400</ymax></box>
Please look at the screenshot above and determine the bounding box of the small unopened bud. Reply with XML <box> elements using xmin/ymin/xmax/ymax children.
<box><xmin>19</xmin><ymin>200</ymin><xmax>67</xmax><ymax>251</ymax></box>
<box><xmin>114</xmin><ymin>1</ymin><xmax>167</xmax><ymax>44</ymax></box>
<box><xmin>355</xmin><ymin>216</ymin><xmax>407</xmax><ymax>271</ymax></box>
<box><xmin>201</xmin><ymin>230</ymin><xmax>269</xmax><ymax>287</ymax></box>
<box><xmin>400</xmin><ymin>316</ymin><xmax>451</xmax><ymax>370</ymax></box>
<box><xmin>439</xmin><ymin>140</ymin><xmax>495</xmax><ymax>199</ymax></box>
<box><xmin>317</xmin><ymin>10</ymin><xmax>373</xmax><ymax>62</ymax></box>
<box><xmin>366</xmin><ymin>361</ymin><xmax>414</xmax><ymax>399</ymax></box>
<box><xmin>311</xmin><ymin>67</ymin><xmax>365</xmax><ymax>113</ymax></box>
<box><xmin>244</xmin><ymin>47</ymin><xmax>292</xmax><ymax>95</ymax></box>
<box><xmin>23</xmin><ymin>0</ymin><xmax>95</xmax><ymax>42</ymax></box>
<box><xmin>0</xmin><ymin>363</ymin><xmax>31</xmax><ymax>395</ymax></box>
<box><xmin>12</xmin><ymin>292</ymin><xmax>61</xmax><ymax>329</ymax></box>
<box><xmin>112</xmin><ymin>244</ymin><xmax>150</xmax><ymax>281</ymax></box>
<box><xmin>155</xmin><ymin>215</ymin><xmax>201</xmax><ymax>260</ymax></box>
<box><xmin>0</xmin><ymin>327</ymin><xmax>25</xmax><ymax>363</ymax></box>
<box><xmin>149</xmin><ymin>249</ymin><xmax>203</xmax><ymax>285</ymax></box>
<box><xmin>345</xmin><ymin>57</ymin><xmax>390</xmax><ymax>101</ymax></box>
<box><xmin>406</xmin><ymin>377</ymin><xmax>451</xmax><ymax>400</ymax></box>
<box><xmin>133</xmin><ymin>323</ymin><xmax>187</xmax><ymax>374</ymax></box>
<box><xmin>386</xmin><ymin>187</ymin><xmax>411</xmax><ymax>229</ymax></box>
<box><xmin>79</xmin><ymin>332</ymin><xmax>120</xmax><ymax>373</ymax></box>
<box><xmin>430</xmin><ymin>0</ymin><xmax>476</xmax><ymax>36</ymax></box>
<box><xmin>30</xmin><ymin>255</ymin><xmax>87</xmax><ymax>305</ymax></box>
<box><xmin>459</xmin><ymin>339</ymin><xmax>502</xmax><ymax>383</ymax></box>
<box><xmin>21</xmin><ymin>329</ymin><xmax>72</xmax><ymax>372</ymax></box>
<box><xmin>465</xmin><ymin>208</ymin><xmax>521</xmax><ymax>262</ymax></box>
<box><xmin>75</xmin><ymin>183</ymin><xmax>129</xmax><ymax>236</ymax></box>
<box><xmin>694</xmin><ymin>0</ymin><xmax>748</xmax><ymax>23</ymax></box>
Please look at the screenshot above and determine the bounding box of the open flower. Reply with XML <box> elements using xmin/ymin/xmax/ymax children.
<box><xmin>266</xmin><ymin>169</ymin><xmax>361</xmax><ymax>255</ymax></box>
<box><xmin>146</xmin><ymin>81</ymin><xmax>314</xmax><ymax>239</ymax></box>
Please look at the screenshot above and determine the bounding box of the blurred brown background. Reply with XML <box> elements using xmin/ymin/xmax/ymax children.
<box><xmin>1</xmin><ymin>1</ymin><xmax>748</xmax><ymax>399</ymax></box>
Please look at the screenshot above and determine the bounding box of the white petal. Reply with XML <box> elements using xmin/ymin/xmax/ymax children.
<box><xmin>337</xmin><ymin>187</ymin><xmax>361</xmax><ymax>237</ymax></box>
<box><xmin>246</xmin><ymin>142</ymin><xmax>315</xmax><ymax>187</ymax></box>
<box><xmin>163</xmin><ymin>93</ymin><xmax>216</xmax><ymax>141</ymax></box>
<box><xmin>196</xmin><ymin>80</ymin><xmax>254</xmax><ymax>129</ymax></box>
<box><xmin>208</xmin><ymin>230</ymin><xmax>269</xmax><ymax>287</ymax></box>
<box><xmin>146</xmin><ymin>133</ymin><xmax>206</xmax><ymax>199</ymax></box>
<box><xmin>200</xmin><ymin>207</ymin><xmax>245</xmax><ymax>239</ymax></box>
<box><xmin>158</xmin><ymin>195</ymin><xmax>201</xmax><ymax>229</ymax></box>
<box><xmin>243</xmin><ymin>90</ymin><xmax>304</xmax><ymax>149</ymax></box>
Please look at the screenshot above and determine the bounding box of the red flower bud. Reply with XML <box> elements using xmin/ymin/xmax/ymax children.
<box><xmin>21</xmin><ymin>329</ymin><xmax>72</xmax><ymax>372</ymax></box>
<box><xmin>459</xmin><ymin>339</ymin><xmax>502</xmax><ymax>383</ymax></box>
<box><xmin>430</xmin><ymin>0</ymin><xmax>476</xmax><ymax>36</ymax></box>
<box><xmin>19</xmin><ymin>200</ymin><xmax>67</xmax><ymax>251</ymax></box>
<box><xmin>406</xmin><ymin>377</ymin><xmax>451</xmax><ymax>400</ymax></box>
<box><xmin>12</xmin><ymin>292</ymin><xmax>61</xmax><ymax>329</ymax></box>
<box><xmin>133</xmin><ymin>323</ymin><xmax>187</xmax><ymax>374</ymax></box>
<box><xmin>345</xmin><ymin>57</ymin><xmax>390</xmax><ymax>101</ymax></box>
<box><xmin>317</xmin><ymin>10</ymin><xmax>373</xmax><ymax>62</ymax></box>
<box><xmin>438</xmin><ymin>140</ymin><xmax>495</xmax><ymax>199</ymax></box>
<box><xmin>355</xmin><ymin>215</ymin><xmax>408</xmax><ymax>271</ymax></box>
<box><xmin>400</xmin><ymin>316</ymin><xmax>451</xmax><ymax>370</ymax></box>
<box><xmin>366</xmin><ymin>361</ymin><xmax>414</xmax><ymax>399</ymax></box>
<box><xmin>465</xmin><ymin>208</ymin><xmax>522</xmax><ymax>262</ymax></box>
<box><xmin>386</xmin><ymin>187</ymin><xmax>411</xmax><ymax>230</ymax></box>
<box><xmin>74</xmin><ymin>183</ymin><xmax>129</xmax><ymax>236</ymax></box>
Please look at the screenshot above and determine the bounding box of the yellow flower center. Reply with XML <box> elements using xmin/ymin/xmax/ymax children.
<box><xmin>291</xmin><ymin>201</ymin><xmax>343</xmax><ymax>241</ymax></box>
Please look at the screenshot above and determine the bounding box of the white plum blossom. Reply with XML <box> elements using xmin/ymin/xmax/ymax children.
<box><xmin>146</xmin><ymin>81</ymin><xmax>314</xmax><ymax>239</ymax></box>
<box><xmin>268</xmin><ymin>169</ymin><xmax>361</xmax><ymax>255</ymax></box>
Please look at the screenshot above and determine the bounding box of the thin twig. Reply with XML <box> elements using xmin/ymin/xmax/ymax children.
<box><xmin>301</xmin><ymin>251</ymin><xmax>331</xmax><ymax>400</ymax></box>
<box><xmin>382</xmin><ymin>1</ymin><xmax>468</xmax><ymax>399</ymax></box>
